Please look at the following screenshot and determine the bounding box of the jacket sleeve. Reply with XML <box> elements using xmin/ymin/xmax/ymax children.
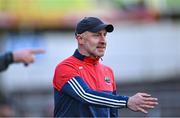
<box><xmin>0</xmin><ymin>52</ymin><xmax>14</xmax><ymax>72</ymax></box>
<box><xmin>110</xmin><ymin>91</ymin><xmax>119</xmax><ymax>117</ymax></box>
<box><xmin>61</xmin><ymin>76</ymin><xmax>129</xmax><ymax>108</ymax></box>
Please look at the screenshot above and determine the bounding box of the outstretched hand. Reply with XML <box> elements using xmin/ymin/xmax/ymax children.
<box><xmin>127</xmin><ymin>92</ymin><xmax>158</xmax><ymax>114</ymax></box>
<box><xmin>13</xmin><ymin>48</ymin><xmax>45</xmax><ymax>65</ymax></box>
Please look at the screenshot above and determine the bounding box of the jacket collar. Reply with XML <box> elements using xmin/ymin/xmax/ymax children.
<box><xmin>73</xmin><ymin>49</ymin><xmax>100</xmax><ymax>65</ymax></box>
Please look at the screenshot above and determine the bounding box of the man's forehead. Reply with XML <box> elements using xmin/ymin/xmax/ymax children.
<box><xmin>97</xmin><ymin>29</ymin><xmax>107</xmax><ymax>33</ymax></box>
<box><xmin>87</xmin><ymin>29</ymin><xmax>107</xmax><ymax>34</ymax></box>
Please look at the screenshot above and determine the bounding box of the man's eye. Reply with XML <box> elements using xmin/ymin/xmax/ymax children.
<box><xmin>93</xmin><ymin>34</ymin><xmax>100</xmax><ymax>36</ymax></box>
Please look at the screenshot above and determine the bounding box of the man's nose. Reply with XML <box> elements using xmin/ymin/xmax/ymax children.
<box><xmin>100</xmin><ymin>35</ymin><xmax>106</xmax><ymax>42</ymax></box>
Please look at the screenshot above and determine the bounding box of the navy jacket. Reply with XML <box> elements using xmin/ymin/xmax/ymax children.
<box><xmin>0</xmin><ymin>52</ymin><xmax>13</xmax><ymax>72</ymax></box>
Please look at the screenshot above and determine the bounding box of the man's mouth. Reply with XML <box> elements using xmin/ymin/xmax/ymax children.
<box><xmin>97</xmin><ymin>47</ymin><xmax>105</xmax><ymax>48</ymax></box>
<box><xmin>97</xmin><ymin>45</ymin><xmax>106</xmax><ymax>49</ymax></box>
<box><xmin>96</xmin><ymin>46</ymin><xmax>106</xmax><ymax>51</ymax></box>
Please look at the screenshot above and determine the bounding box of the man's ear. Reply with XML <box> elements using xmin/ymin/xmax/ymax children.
<box><xmin>76</xmin><ymin>34</ymin><xmax>84</xmax><ymax>45</ymax></box>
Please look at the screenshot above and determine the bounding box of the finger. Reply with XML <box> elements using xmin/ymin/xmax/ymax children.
<box><xmin>137</xmin><ymin>107</ymin><xmax>148</xmax><ymax>114</ymax></box>
<box><xmin>144</xmin><ymin>101</ymin><xmax>159</xmax><ymax>106</ymax></box>
<box><xmin>143</xmin><ymin>97</ymin><xmax>158</xmax><ymax>101</ymax></box>
<box><xmin>29</xmin><ymin>48</ymin><xmax>45</xmax><ymax>54</ymax></box>
<box><xmin>23</xmin><ymin>55</ymin><xmax>35</xmax><ymax>64</ymax></box>
<box><xmin>29</xmin><ymin>55</ymin><xmax>35</xmax><ymax>63</ymax></box>
<box><xmin>140</xmin><ymin>104</ymin><xmax>154</xmax><ymax>109</ymax></box>
<box><xmin>140</xmin><ymin>93</ymin><xmax>151</xmax><ymax>97</ymax></box>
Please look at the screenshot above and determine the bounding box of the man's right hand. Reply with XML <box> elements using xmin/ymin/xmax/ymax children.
<box><xmin>13</xmin><ymin>48</ymin><xmax>45</xmax><ymax>65</ymax></box>
<box><xmin>127</xmin><ymin>93</ymin><xmax>158</xmax><ymax>114</ymax></box>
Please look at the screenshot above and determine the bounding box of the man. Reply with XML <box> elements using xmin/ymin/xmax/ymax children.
<box><xmin>0</xmin><ymin>48</ymin><xmax>45</xmax><ymax>72</ymax></box>
<box><xmin>53</xmin><ymin>17</ymin><xmax>158</xmax><ymax>117</ymax></box>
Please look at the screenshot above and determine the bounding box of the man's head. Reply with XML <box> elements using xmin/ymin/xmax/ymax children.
<box><xmin>75</xmin><ymin>17</ymin><xmax>114</xmax><ymax>58</ymax></box>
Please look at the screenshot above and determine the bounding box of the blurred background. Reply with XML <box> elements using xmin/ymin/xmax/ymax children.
<box><xmin>0</xmin><ymin>0</ymin><xmax>180</xmax><ymax>117</ymax></box>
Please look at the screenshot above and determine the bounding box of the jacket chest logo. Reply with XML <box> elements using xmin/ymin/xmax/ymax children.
<box><xmin>104</xmin><ymin>76</ymin><xmax>111</xmax><ymax>83</ymax></box>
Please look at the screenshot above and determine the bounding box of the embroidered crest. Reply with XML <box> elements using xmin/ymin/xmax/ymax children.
<box><xmin>104</xmin><ymin>76</ymin><xmax>110</xmax><ymax>83</ymax></box>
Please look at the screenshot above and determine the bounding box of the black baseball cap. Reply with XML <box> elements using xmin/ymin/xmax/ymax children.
<box><xmin>75</xmin><ymin>17</ymin><xmax>114</xmax><ymax>35</ymax></box>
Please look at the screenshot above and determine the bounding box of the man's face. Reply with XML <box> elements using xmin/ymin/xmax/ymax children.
<box><xmin>78</xmin><ymin>29</ymin><xmax>107</xmax><ymax>58</ymax></box>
